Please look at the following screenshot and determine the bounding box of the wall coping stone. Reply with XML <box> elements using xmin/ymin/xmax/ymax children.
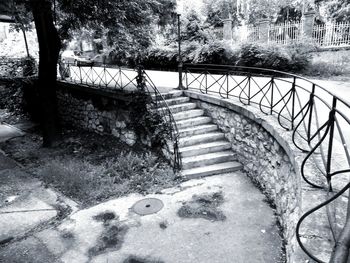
<box><xmin>57</xmin><ymin>80</ymin><xmax>141</xmax><ymax>102</ymax></box>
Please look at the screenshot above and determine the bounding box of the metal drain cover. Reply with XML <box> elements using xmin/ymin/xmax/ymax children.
<box><xmin>131</xmin><ymin>198</ymin><xmax>164</xmax><ymax>215</ymax></box>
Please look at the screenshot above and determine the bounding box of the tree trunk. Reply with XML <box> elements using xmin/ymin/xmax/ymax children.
<box><xmin>29</xmin><ymin>0</ymin><xmax>61</xmax><ymax>147</ymax></box>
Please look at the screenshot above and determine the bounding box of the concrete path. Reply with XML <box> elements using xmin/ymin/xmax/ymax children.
<box><xmin>0</xmin><ymin>123</ymin><xmax>76</xmax><ymax>249</ymax></box>
<box><xmin>0</xmin><ymin>117</ymin><xmax>283</xmax><ymax>263</ymax></box>
<box><xmin>0</xmin><ymin>173</ymin><xmax>283</xmax><ymax>263</ymax></box>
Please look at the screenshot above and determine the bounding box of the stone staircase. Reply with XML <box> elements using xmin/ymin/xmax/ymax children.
<box><xmin>156</xmin><ymin>90</ymin><xmax>242</xmax><ymax>179</ymax></box>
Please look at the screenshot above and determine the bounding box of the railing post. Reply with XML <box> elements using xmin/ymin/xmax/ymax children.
<box><xmin>226</xmin><ymin>72</ymin><xmax>229</xmax><ymax>99</ymax></box>
<box><xmin>270</xmin><ymin>76</ymin><xmax>274</xmax><ymax>115</ymax></box>
<box><xmin>79</xmin><ymin>65</ymin><xmax>82</xmax><ymax>84</ymax></box>
<box><xmin>291</xmin><ymin>77</ymin><xmax>296</xmax><ymax>130</ymax></box>
<box><xmin>91</xmin><ymin>65</ymin><xmax>95</xmax><ymax>85</ymax></box>
<box><xmin>205</xmin><ymin>68</ymin><xmax>208</xmax><ymax>94</ymax></box>
<box><xmin>119</xmin><ymin>67</ymin><xmax>122</xmax><ymax>89</ymax></box>
<box><xmin>104</xmin><ymin>65</ymin><xmax>107</xmax><ymax>88</ymax></box>
<box><xmin>248</xmin><ymin>74</ymin><xmax>251</xmax><ymax>105</ymax></box>
<box><xmin>177</xmin><ymin>13</ymin><xmax>184</xmax><ymax>90</ymax></box>
<box><xmin>307</xmin><ymin>84</ymin><xmax>316</xmax><ymax>143</ymax></box>
<box><xmin>326</xmin><ymin>97</ymin><xmax>337</xmax><ymax>185</ymax></box>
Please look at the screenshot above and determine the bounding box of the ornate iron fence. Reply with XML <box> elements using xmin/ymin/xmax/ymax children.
<box><xmin>313</xmin><ymin>22</ymin><xmax>350</xmax><ymax>47</ymax></box>
<box><xmin>58</xmin><ymin>62</ymin><xmax>181</xmax><ymax>170</ymax></box>
<box><xmin>184</xmin><ymin>63</ymin><xmax>350</xmax><ymax>262</ymax></box>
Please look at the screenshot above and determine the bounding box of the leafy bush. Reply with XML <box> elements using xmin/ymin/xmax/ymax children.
<box><xmin>192</xmin><ymin>40</ymin><xmax>237</xmax><ymax>64</ymax></box>
<box><xmin>236</xmin><ymin>43</ymin><xmax>313</xmax><ymax>72</ymax></box>
<box><xmin>140</xmin><ymin>40</ymin><xmax>313</xmax><ymax>73</ymax></box>
<box><xmin>142</xmin><ymin>45</ymin><xmax>178</xmax><ymax>70</ymax></box>
<box><xmin>129</xmin><ymin>91</ymin><xmax>171</xmax><ymax>149</ymax></box>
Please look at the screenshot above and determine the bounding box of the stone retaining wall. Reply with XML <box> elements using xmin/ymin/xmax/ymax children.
<box><xmin>56</xmin><ymin>82</ymin><xmax>175</xmax><ymax>166</ymax></box>
<box><xmin>57</xmin><ymin>82</ymin><xmax>143</xmax><ymax>146</ymax></box>
<box><xmin>184</xmin><ymin>90</ymin><xmax>333</xmax><ymax>263</ymax></box>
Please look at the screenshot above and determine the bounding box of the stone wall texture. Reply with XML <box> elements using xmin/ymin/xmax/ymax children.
<box><xmin>56</xmin><ymin>82</ymin><xmax>175</xmax><ymax>166</ymax></box>
<box><xmin>57</xmin><ymin>83</ymin><xmax>140</xmax><ymax>146</ymax></box>
<box><xmin>193</xmin><ymin>98</ymin><xmax>301</xmax><ymax>261</ymax></box>
<box><xmin>184</xmin><ymin>90</ymin><xmax>334</xmax><ymax>263</ymax></box>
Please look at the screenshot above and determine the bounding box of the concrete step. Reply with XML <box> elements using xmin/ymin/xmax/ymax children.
<box><xmin>178</xmin><ymin>124</ymin><xmax>218</xmax><ymax>137</ymax></box>
<box><xmin>176</xmin><ymin>116</ymin><xmax>212</xmax><ymax>129</ymax></box>
<box><xmin>180</xmin><ymin>141</ymin><xmax>232</xmax><ymax>157</ymax></box>
<box><xmin>182</xmin><ymin>151</ymin><xmax>236</xmax><ymax>169</ymax></box>
<box><xmin>173</xmin><ymin>109</ymin><xmax>204</xmax><ymax>121</ymax></box>
<box><xmin>158</xmin><ymin>96</ymin><xmax>190</xmax><ymax>107</ymax></box>
<box><xmin>179</xmin><ymin>132</ymin><xmax>224</xmax><ymax>147</ymax></box>
<box><xmin>158</xmin><ymin>103</ymin><xmax>197</xmax><ymax>114</ymax></box>
<box><xmin>152</xmin><ymin>90</ymin><xmax>183</xmax><ymax>100</ymax></box>
<box><xmin>182</xmin><ymin>161</ymin><xmax>243</xmax><ymax>179</ymax></box>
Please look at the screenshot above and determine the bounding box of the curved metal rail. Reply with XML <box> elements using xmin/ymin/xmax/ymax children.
<box><xmin>183</xmin><ymin>63</ymin><xmax>350</xmax><ymax>262</ymax></box>
<box><xmin>57</xmin><ymin>62</ymin><xmax>181</xmax><ymax>170</ymax></box>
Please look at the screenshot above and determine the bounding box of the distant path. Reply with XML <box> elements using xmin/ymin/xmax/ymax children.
<box><xmin>310</xmin><ymin>77</ymin><xmax>350</xmax><ymax>104</ymax></box>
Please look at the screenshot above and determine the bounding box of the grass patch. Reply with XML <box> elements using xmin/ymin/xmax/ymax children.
<box><xmin>177</xmin><ymin>191</ymin><xmax>226</xmax><ymax>222</ymax></box>
<box><xmin>304</xmin><ymin>50</ymin><xmax>350</xmax><ymax>78</ymax></box>
<box><xmin>39</xmin><ymin>151</ymin><xmax>179</xmax><ymax>205</ymax></box>
<box><xmin>0</xmin><ymin>129</ymin><xmax>182</xmax><ymax>206</ymax></box>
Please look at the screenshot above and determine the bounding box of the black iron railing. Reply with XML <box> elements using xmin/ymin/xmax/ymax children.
<box><xmin>184</xmin><ymin>63</ymin><xmax>350</xmax><ymax>262</ymax></box>
<box><xmin>58</xmin><ymin>62</ymin><xmax>181</xmax><ymax>170</ymax></box>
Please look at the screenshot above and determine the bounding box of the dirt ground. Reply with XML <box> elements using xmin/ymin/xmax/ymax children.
<box><xmin>0</xmin><ymin>114</ymin><xmax>181</xmax><ymax>207</ymax></box>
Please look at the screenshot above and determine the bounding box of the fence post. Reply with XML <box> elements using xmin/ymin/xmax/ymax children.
<box><xmin>257</xmin><ymin>19</ymin><xmax>270</xmax><ymax>43</ymax></box>
<box><xmin>302</xmin><ymin>11</ymin><xmax>316</xmax><ymax>40</ymax></box>
<box><xmin>223</xmin><ymin>18</ymin><xmax>233</xmax><ymax>41</ymax></box>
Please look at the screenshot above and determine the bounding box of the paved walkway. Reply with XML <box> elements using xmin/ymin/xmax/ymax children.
<box><xmin>0</xmin><ymin>122</ymin><xmax>283</xmax><ymax>263</ymax></box>
<box><xmin>0</xmin><ymin>124</ymin><xmax>76</xmax><ymax>249</ymax></box>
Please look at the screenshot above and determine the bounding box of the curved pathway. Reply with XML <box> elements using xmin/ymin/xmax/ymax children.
<box><xmin>0</xmin><ymin>117</ymin><xmax>283</xmax><ymax>263</ymax></box>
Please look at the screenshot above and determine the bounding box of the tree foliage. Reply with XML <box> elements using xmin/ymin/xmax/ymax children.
<box><xmin>10</xmin><ymin>0</ymin><xmax>176</xmax><ymax>146</ymax></box>
<box><xmin>204</xmin><ymin>0</ymin><xmax>239</xmax><ymax>27</ymax></box>
<box><xmin>318</xmin><ymin>0</ymin><xmax>350</xmax><ymax>22</ymax></box>
<box><xmin>56</xmin><ymin>0</ymin><xmax>175</xmax><ymax>57</ymax></box>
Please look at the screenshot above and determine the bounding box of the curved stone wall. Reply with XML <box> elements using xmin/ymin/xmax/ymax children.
<box><xmin>184</xmin><ymin>90</ymin><xmax>332</xmax><ymax>263</ymax></box>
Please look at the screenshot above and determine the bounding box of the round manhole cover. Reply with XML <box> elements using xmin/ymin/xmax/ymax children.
<box><xmin>131</xmin><ymin>198</ymin><xmax>164</xmax><ymax>215</ymax></box>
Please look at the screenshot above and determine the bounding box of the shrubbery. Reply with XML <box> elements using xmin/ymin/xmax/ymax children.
<box><xmin>138</xmin><ymin>40</ymin><xmax>314</xmax><ymax>73</ymax></box>
<box><xmin>236</xmin><ymin>43</ymin><xmax>313</xmax><ymax>72</ymax></box>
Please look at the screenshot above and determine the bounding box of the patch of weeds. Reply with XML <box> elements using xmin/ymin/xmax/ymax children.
<box><xmin>39</xmin><ymin>159</ymin><xmax>116</xmax><ymax>204</ymax></box>
<box><xmin>177</xmin><ymin>191</ymin><xmax>226</xmax><ymax>222</ymax></box>
<box><xmin>123</xmin><ymin>255</ymin><xmax>165</xmax><ymax>263</ymax></box>
<box><xmin>89</xmin><ymin>221</ymin><xmax>129</xmax><ymax>256</ymax></box>
<box><xmin>103</xmin><ymin>151</ymin><xmax>180</xmax><ymax>195</ymax></box>
<box><xmin>93</xmin><ymin>211</ymin><xmax>116</xmax><ymax>224</ymax></box>
<box><xmin>5</xmin><ymin>128</ymin><xmax>181</xmax><ymax>206</ymax></box>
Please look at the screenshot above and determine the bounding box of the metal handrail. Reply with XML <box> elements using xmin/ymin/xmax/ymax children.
<box><xmin>183</xmin><ymin>63</ymin><xmax>350</xmax><ymax>262</ymax></box>
<box><xmin>57</xmin><ymin>61</ymin><xmax>182</xmax><ymax>170</ymax></box>
<box><xmin>139</xmin><ymin>67</ymin><xmax>182</xmax><ymax>170</ymax></box>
